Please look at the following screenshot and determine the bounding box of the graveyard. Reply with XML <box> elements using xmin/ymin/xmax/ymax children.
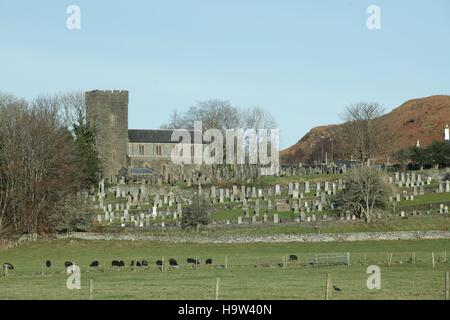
<box><xmin>86</xmin><ymin>166</ymin><xmax>450</xmax><ymax>236</ymax></box>
<box><xmin>2</xmin><ymin>166</ymin><xmax>450</xmax><ymax>300</ymax></box>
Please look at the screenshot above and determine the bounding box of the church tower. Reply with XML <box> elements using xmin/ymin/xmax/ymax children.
<box><xmin>85</xmin><ymin>90</ymin><xmax>129</xmax><ymax>182</ymax></box>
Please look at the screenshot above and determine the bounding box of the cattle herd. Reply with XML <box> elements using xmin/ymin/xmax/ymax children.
<box><xmin>3</xmin><ymin>255</ymin><xmax>302</xmax><ymax>273</ymax></box>
<box><xmin>2</xmin><ymin>257</ymin><xmax>218</xmax><ymax>273</ymax></box>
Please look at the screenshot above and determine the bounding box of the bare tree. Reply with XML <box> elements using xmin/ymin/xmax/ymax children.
<box><xmin>243</xmin><ymin>106</ymin><xmax>277</xmax><ymax>130</ymax></box>
<box><xmin>340</xmin><ymin>102</ymin><xmax>388</xmax><ymax>165</ymax></box>
<box><xmin>161</xmin><ymin>100</ymin><xmax>276</xmax><ymax>131</ymax></box>
<box><xmin>0</xmin><ymin>93</ymin><xmax>80</xmax><ymax>237</ymax></box>
<box><xmin>58</xmin><ymin>91</ymin><xmax>86</xmax><ymax>130</ymax></box>
<box><xmin>335</xmin><ymin>166</ymin><xmax>390</xmax><ymax>223</ymax></box>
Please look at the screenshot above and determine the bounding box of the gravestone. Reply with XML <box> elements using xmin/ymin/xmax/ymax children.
<box><xmin>276</xmin><ymin>201</ymin><xmax>290</xmax><ymax>212</ymax></box>
<box><xmin>275</xmin><ymin>184</ymin><xmax>281</xmax><ymax>196</ymax></box>
<box><xmin>273</xmin><ymin>214</ymin><xmax>279</xmax><ymax>224</ymax></box>
<box><xmin>305</xmin><ymin>182</ymin><xmax>310</xmax><ymax>193</ymax></box>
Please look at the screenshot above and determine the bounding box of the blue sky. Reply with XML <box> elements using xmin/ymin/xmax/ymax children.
<box><xmin>1</xmin><ymin>0</ymin><xmax>449</xmax><ymax>148</ymax></box>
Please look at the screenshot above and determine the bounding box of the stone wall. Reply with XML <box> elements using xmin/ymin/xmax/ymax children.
<box><xmin>58</xmin><ymin>230</ymin><xmax>450</xmax><ymax>244</ymax></box>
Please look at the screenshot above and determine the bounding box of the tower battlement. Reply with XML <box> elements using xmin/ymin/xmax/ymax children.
<box><xmin>86</xmin><ymin>90</ymin><xmax>129</xmax><ymax>103</ymax></box>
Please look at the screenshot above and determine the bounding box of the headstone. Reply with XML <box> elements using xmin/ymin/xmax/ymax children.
<box><xmin>305</xmin><ymin>181</ymin><xmax>310</xmax><ymax>193</ymax></box>
<box><xmin>219</xmin><ymin>189</ymin><xmax>224</xmax><ymax>203</ymax></box>
<box><xmin>273</xmin><ymin>214</ymin><xmax>279</xmax><ymax>224</ymax></box>
<box><xmin>275</xmin><ymin>184</ymin><xmax>281</xmax><ymax>196</ymax></box>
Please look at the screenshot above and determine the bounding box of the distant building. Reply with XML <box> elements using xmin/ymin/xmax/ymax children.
<box><xmin>85</xmin><ymin>90</ymin><xmax>205</xmax><ymax>182</ymax></box>
<box><xmin>445</xmin><ymin>124</ymin><xmax>450</xmax><ymax>143</ymax></box>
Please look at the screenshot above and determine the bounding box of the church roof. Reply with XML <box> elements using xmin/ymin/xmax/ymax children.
<box><xmin>128</xmin><ymin>129</ymin><xmax>203</xmax><ymax>143</ymax></box>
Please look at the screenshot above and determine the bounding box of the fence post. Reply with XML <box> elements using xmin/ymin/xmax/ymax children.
<box><xmin>225</xmin><ymin>256</ymin><xmax>228</xmax><ymax>269</ymax></box>
<box><xmin>412</xmin><ymin>252</ymin><xmax>416</xmax><ymax>265</ymax></box>
<box><xmin>215</xmin><ymin>277</ymin><xmax>220</xmax><ymax>300</ymax></box>
<box><xmin>325</xmin><ymin>273</ymin><xmax>332</xmax><ymax>300</ymax></box>
<box><xmin>432</xmin><ymin>253</ymin><xmax>435</xmax><ymax>269</ymax></box>
<box><xmin>388</xmin><ymin>253</ymin><xmax>393</xmax><ymax>267</ymax></box>
<box><xmin>347</xmin><ymin>252</ymin><xmax>351</xmax><ymax>266</ymax></box>
<box><xmin>3</xmin><ymin>265</ymin><xmax>7</xmax><ymax>278</ymax></box>
<box><xmin>89</xmin><ymin>279</ymin><xmax>94</xmax><ymax>300</ymax></box>
<box><xmin>445</xmin><ymin>272</ymin><xmax>449</xmax><ymax>301</ymax></box>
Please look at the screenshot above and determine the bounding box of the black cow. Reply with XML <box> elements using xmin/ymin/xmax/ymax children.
<box><xmin>205</xmin><ymin>259</ymin><xmax>213</xmax><ymax>265</ymax></box>
<box><xmin>3</xmin><ymin>263</ymin><xmax>14</xmax><ymax>270</ymax></box>
<box><xmin>169</xmin><ymin>258</ymin><xmax>179</xmax><ymax>268</ymax></box>
<box><xmin>46</xmin><ymin>260</ymin><xmax>51</xmax><ymax>268</ymax></box>
<box><xmin>131</xmin><ymin>260</ymin><xmax>135</xmax><ymax>267</ymax></box>
<box><xmin>90</xmin><ymin>261</ymin><xmax>99</xmax><ymax>267</ymax></box>
<box><xmin>289</xmin><ymin>255</ymin><xmax>298</xmax><ymax>261</ymax></box>
<box><xmin>64</xmin><ymin>261</ymin><xmax>73</xmax><ymax>268</ymax></box>
<box><xmin>187</xmin><ymin>258</ymin><xmax>200</xmax><ymax>265</ymax></box>
<box><xmin>156</xmin><ymin>260</ymin><xmax>163</xmax><ymax>270</ymax></box>
<box><xmin>136</xmin><ymin>261</ymin><xmax>142</xmax><ymax>267</ymax></box>
<box><xmin>112</xmin><ymin>260</ymin><xmax>125</xmax><ymax>267</ymax></box>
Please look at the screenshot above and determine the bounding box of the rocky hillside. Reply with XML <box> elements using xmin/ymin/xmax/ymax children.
<box><xmin>281</xmin><ymin>95</ymin><xmax>450</xmax><ymax>165</ymax></box>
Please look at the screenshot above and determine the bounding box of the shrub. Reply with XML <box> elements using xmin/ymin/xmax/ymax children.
<box><xmin>181</xmin><ymin>195</ymin><xmax>211</xmax><ymax>229</ymax></box>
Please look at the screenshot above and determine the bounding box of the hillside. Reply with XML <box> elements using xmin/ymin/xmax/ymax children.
<box><xmin>280</xmin><ymin>95</ymin><xmax>450</xmax><ymax>165</ymax></box>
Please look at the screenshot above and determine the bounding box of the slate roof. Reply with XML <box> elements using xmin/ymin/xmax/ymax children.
<box><xmin>129</xmin><ymin>167</ymin><xmax>157</xmax><ymax>175</ymax></box>
<box><xmin>128</xmin><ymin>129</ymin><xmax>203</xmax><ymax>143</ymax></box>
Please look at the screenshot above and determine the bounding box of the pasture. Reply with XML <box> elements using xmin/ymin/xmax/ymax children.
<box><xmin>1</xmin><ymin>239</ymin><xmax>449</xmax><ymax>300</ymax></box>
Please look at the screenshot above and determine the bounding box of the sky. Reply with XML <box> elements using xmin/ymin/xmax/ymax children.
<box><xmin>1</xmin><ymin>0</ymin><xmax>449</xmax><ymax>148</ymax></box>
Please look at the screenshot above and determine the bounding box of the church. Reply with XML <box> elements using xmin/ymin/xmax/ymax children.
<box><xmin>85</xmin><ymin>90</ymin><xmax>204</xmax><ymax>182</ymax></box>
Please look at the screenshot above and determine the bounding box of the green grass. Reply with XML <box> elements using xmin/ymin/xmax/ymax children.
<box><xmin>1</xmin><ymin>239</ymin><xmax>449</xmax><ymax>300</ymax></box>
<box><xmin>397</xmin><ymin>192</ymin><xmax>450</xmax><ymax>208</ymax></box>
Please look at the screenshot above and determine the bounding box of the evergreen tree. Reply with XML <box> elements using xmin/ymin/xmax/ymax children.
<box><xmin>73</xmin><ymin>121</ymin><xmax>101</xmax><ymax>188</ymax></box>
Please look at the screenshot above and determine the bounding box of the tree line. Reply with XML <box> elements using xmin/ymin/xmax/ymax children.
<box><xmin>392</xmin><ymin>141</ymin><xmax>450</xmax><ymax>170</ymax></box>
<box><xmin>0</xmin><ymin>92</ymin><xmax>100</xmax><ymax>238</ymax></box>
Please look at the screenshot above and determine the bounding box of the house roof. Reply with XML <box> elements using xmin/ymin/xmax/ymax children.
<box><xmin>129</xmin><ymin>167</ymin><xmax>157</xmax><ymax>175</ymax></box>
<box><xmin>128</xmin><ymin>129</ymin><xmax>203</xmax><ymax>143</ymax></box>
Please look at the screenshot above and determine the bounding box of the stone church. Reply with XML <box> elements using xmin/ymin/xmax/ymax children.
<box><xmin>85</xmin><ymin>90</ymin><xmax>204</xmax><ymax>182</ymax></box>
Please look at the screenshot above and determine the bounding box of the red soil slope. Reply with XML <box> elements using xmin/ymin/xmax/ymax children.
<box><xmin>281</xmin><ymin>95</ymin><xmax>450</xmax><ymax>165</ymax></box>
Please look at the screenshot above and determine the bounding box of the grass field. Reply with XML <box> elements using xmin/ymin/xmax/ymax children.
<box><xmin>1</xmin><ymin>239</ymin><xmax>449</xmax><ymax>300</ymax></box>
